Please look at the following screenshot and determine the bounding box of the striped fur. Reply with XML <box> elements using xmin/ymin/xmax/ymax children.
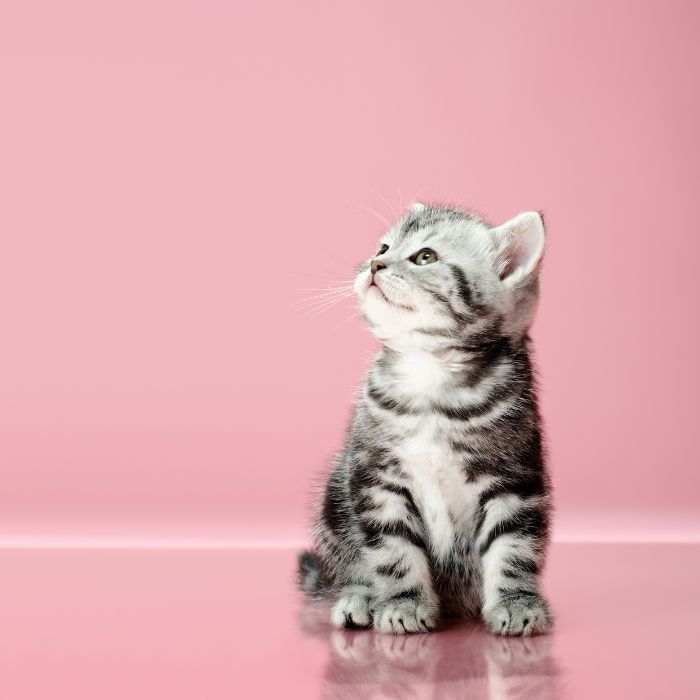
<box><xmin>299</xmin><ymin>204</ymin><xmax>552</xmax><ymax>636</ymax></box>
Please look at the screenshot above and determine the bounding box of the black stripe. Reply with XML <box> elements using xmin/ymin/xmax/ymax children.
<box><xmin>456</xmin><ymin>449</ymin><xmax>519</xmax><ymax>483</ymax></box>
<box><xmin>354</xmin><ymin>493</ymin><xmax>375</xmax><ymax>513</ymax></box>
<box><xmin>420</xmin><ymin>280</ymin><xmax>471</xmax><ymax>322</ymax></box>
<box><xmin>414</xmin><ymin>327</ymin><xmax>455</xmax><ymax>338</ymax></box>
<box><xmin>479</xmin><ymin>505</ymin><xmax>546</xmax><ymax>557</ymax></box>
<box><xmin>476</xmin><ymin>473</ymin><xmax>546</xmax><ymax>528</ymax></box>
<box><xmin>367</xmin><ymin>381</ymin><xmax>415</xmax><ymax>415</ymax></box>
<box><xmin>448</xmin><ymin>335</ymin><xmax>512</xmax><ymax>359</ymax></box>
<box><xmin>379</xmin><ymin>481</ymin><xmax>422</xmax><ymax>522</ymax></box>
<box><xmin>349</xmin><ymin>463</ymin><xmax>383</xmax><ymax>510</ymax></box>
<box><xmin>449</xmin><ymin>264</ymin><xmax>490</xmax><ymax>316</ymax></box>
<box><xmin>454</xmin><ymin>336</ymin><xmax>513</xmax><ymax>388</ymax></box>
<box><xmin>497</xmin><ymin>587</ymin><xmax>538</xmax><ymax>600</ymax></box>
<box><xmin>387</xmin><ymin>586</ymin><xmax>422</xmax><ymax>602</ymax></box>
<box><xmin>400</xmin><ymin>208</ymin><xmax>457</xmax><ymax>238</ymax></box>
<box><xmin>433</xmin><ymin>383</ymin><xmax>520</xmax><ymax>421</ymax></box>
<box><xmin>361</xmin><ymin>518</ymin><xmax>427</xmax><ymax>551</ymax></box>
<box><xmin>422</xmin><ymin>286</ymin><xmax>452</xmax><ymax>306</ymax></box>
<box><xmin>449</xmin><ymin>264</ymin><xmax>472</xmax><ymax>307</ymax></box>
<box><xmin>361</xmin><ymin>520</ymin><xmax>383</xmax><ymax>548</ymax></box>
<box><xmin>474</xmin><ymin>482</ymin><xmax>515</xmax><ymax>538</ymax></box>
<box><xmin>449</xmin><ymin>319</ymin><xmax>509</xmax><ymax>355</ymax></box>
<box><xmin>401</xmin><ymin>216</ymin><xmax>423</xmax><ymax>234</ymax></box>
<box><xmin>503</xmin><ymin>555</ymin><xmax>540</xmax><ymax>578</ymax></box>
<box><xmin>321</xmin><ymin>470</ymin><xmax>349</xmax><ymax>536</ymax></box>
<box><xmin>376</xmin><ymin>560</ymin><xmax>409</xmax><ymax>579</ymax></box>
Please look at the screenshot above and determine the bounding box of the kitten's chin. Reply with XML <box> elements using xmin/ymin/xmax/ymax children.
<box><xmin>360</xmin><ymin>306</ymin><xmax>421</xmax><ymax>346</ymax></box>
<box><xmin>365</xmin><ymin>284</ymin><xmax>415</xmax><ymax>312</ymax></box>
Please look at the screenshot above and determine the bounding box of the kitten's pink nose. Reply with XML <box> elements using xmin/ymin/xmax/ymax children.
<box><xmin>370</xmin><ymin>259</ymin><xmax>386</xmax><ymax>274</ymax></box>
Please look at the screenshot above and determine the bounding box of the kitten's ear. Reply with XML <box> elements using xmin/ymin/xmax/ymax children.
<box><xmin>410</xmin><ymin>202</ymin><xmax>426</xmax><ymax>213</ymax></box>
<box><xmin>489</xmin><ymin>212</ymin><xmax>545</xmax><ymax>286</ymax></box>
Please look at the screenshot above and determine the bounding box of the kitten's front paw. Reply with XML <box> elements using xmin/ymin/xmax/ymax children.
<box><xmin>373</xmin><ymin>597</ymin><xmax>437</xmax><ymax>635</ymax></box>
<box><xmin>330</xmin><ymin>591</ymin><xmax>371</xmax><ymax>629</ymax></box>
<box><xmin>483</xmin><ymin>595</ymin><xmax>551</xmax><ymax>637</ymax></box>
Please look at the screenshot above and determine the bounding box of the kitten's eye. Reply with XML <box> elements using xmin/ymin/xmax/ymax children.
<box><xmin>377</xmin><ymin>243</ymin><xmax>389</xmax><ymax>255</ymax></box>
<box><xmin>411</xmin><ymin>248</ymin><xmax>438</xmax><ymax>265</ymax></box>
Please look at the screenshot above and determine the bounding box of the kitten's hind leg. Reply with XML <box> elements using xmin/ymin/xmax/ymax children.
<box><xmin>330</xmin><ymin>584</ymin><xmax>372</xmax><ymax>628</ymax></box>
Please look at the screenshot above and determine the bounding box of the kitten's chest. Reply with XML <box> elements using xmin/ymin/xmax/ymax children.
<box><xmin>394</xmin><ymin>419</ymin><xmax>488</xmax><ymax>558</ymax></box>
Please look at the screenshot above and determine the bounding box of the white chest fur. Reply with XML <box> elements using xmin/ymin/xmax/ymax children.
<box><xmin>394</xmin><ymin>416</ymin><xmax>492</xmax><ymax>560</ymax></box>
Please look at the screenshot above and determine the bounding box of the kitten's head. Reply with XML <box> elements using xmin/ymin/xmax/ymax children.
<box><xmin>353</xmin><ymin>204</ymin><xmax>545</xmax><ymax>349</ymax></box>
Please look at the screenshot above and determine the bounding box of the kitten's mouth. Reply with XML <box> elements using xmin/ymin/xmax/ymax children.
<box><xmin>369</xmin><ymin>281</ymin><xmax>414</xmax><ymax>311</ymax></box>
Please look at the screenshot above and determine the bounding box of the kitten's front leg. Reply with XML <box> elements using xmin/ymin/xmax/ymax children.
<box><xmin>345</xmin><ymin>480</ymin><xmax>438</xmax><ymax>634</ymax></box>
<box><xmin>367</xmin><ymin>531</ymin><xmax>439</xmax><ymax>634</ymax></box>
<box><xmin>477</xmin><ymin>495</ymin><xmax>551</xmax><ymax>636</ymax></box>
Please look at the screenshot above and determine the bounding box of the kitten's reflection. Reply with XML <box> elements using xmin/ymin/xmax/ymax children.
<box><xmin>299</xmin><ymin>602</ymin><xmax>563</xmax><ymax>700</ymax></box>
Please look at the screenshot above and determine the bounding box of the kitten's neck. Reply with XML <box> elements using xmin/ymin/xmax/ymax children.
<box><xmin>375</xmin><ymin>334</ymin><xmax>526</xmax><ymax>394</ymax></box>
<box><xmin>378</xmin><ymin>333</ymin><xmax>522</xmax><ymax>369</ymax></box>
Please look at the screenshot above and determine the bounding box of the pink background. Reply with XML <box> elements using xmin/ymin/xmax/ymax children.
<box><xmin>1</xmin><ymin>0</ymin><xmax>698</xmax><ymax>545</ymax></box>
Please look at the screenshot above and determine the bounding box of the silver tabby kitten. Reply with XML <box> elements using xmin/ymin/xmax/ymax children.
<box><xmin>298</xmin><ymin>203</ymin><xmax>552</xmax><ymax>636</ymax></box>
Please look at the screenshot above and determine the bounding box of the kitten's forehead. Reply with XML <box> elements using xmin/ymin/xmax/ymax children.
<box><xmin>383</xmin><ymin>206</ymin><xmax>488</xmax><ymax>253</ymax></box>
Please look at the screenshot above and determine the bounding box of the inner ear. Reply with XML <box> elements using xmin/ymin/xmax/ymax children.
<box><xmin>491</xmin><ymin>212</ymin><xmax>545</xmax><ymax>285</ymax></box>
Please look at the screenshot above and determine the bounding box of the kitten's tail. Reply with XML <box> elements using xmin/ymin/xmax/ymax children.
<box><xmin>297</xmin><ymin>550</ymin><xmax>331</xmax><ymax>597</ymax></box>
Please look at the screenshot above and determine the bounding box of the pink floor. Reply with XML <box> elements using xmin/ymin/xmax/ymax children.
<box><xmin>1</xmin><ymin>543</ymin><xmax>697</xmax><ymax>699</ymax></box>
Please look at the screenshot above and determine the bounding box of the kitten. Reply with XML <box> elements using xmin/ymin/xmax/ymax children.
<box><xmin>298</xmin><ymin>204</ymin><xmax>552</xmax><ymax>636</ymax></box>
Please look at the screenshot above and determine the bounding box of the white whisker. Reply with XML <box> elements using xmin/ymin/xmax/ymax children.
<box><xmin>329</xmin><ymin>310</ymin><xmax>360</xmax><ymax>333</ymax></box>
<box><xmin>298</xmin><ymin>290</ymin><xmax>351</xmax><ymax>301</ymax></box>
<box><xmin>346</xmin><ymin>200</ymin><xmax>392</xmax><ymax>228</ymax></box>
<box><xmin>292</xmin><ymin>271</ymin><xmax>356</xmax><ymax>283</ymax></box>
<box><xmin>296</xmin><ymin>288</ymin><xmax>355</xmax><ymax>313</ymax></box>
<box><xmin>377</xmin><ymin>193</ymin><xmax>398</xmax><ymax>223</ymax></box>
<box><xmin>300</xmin><ymin>293</ymin><xmax>355</xmax><ymax>320</ymax></box>
<box><xmin>292</xmin><ymin>285</ymin><xmax>355</xmax><ymax>305</ymax></box>
<box><xmin>298</xmin><ymin>286</ymin><xmax>355</xmax><ymax>292</ymax></box>
<box><xmin>294</xmin><ymin>290</ymin><xmax>355</xmax><ymax>311</ymax></box>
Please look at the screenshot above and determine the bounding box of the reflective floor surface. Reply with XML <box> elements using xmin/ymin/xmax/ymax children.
<box><xmin>0</xmin><ymin>543</ymin><xmax>697</xmax><ymax>699</ymax></box>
